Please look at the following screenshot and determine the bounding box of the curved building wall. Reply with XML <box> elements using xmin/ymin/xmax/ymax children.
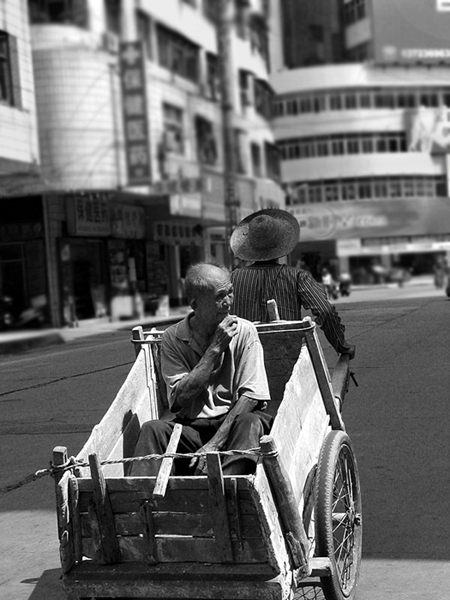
<box><xmin>271</xmin><ymin>63</ymin><xmax>450</xmax><ymax>275</ymax></box>
<box><xmin>32</xmin><ymin>42</ymin><xmax>123</xmax><ymax>190</ymax></box>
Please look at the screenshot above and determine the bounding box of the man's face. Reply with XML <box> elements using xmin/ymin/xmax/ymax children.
<box><xmin>193</xmin><ymin>267</ymin><xmax>234</xmax><ymax>327</ymax></box>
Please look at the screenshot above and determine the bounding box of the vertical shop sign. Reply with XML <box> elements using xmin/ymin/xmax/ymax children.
<box><xmin>120</xmin><ymin>41</ymin><xmax>151</xmax><ymax>185</ymax></box>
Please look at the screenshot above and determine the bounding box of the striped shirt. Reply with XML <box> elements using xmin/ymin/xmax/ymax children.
<box><xmin>231</xmin><ymin>263</ymin><xmax>350</xmax><ymax>353</ymax></box>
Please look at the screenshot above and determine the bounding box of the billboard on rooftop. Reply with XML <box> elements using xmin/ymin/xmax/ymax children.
<box><xmin>372</xmin><ymin>0</ymin><xmax>450</xmax><ymax>65</ymax></box>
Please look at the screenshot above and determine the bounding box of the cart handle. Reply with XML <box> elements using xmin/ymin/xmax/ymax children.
<box><xmin>331</xmin><ymin>354</ymin><xmax>353</xmax><ymax>410</ymax></box>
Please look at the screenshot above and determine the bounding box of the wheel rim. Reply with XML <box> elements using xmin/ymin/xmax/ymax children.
<box><xmin>330</xmin><ymin>444</ymin><xmax>362</xmax><ymax>594</ymax></box>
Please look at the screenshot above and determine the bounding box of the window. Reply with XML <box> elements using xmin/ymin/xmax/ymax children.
<box><xmin>376</xmin><ymin>136</ymin><xmax>387</xmax><ymax>152</ymax></box>
<box><xmin>344</xmin><ymin>0</ymin><xmax>367</xmax><ymax>25</ymax></box>
<box><xmin>29</xmin><ymin>0</ymin><xmax>89</xmax><ymax>27</ymax></box>
<box><xmin>330</xmin><ymin>94</ymin><xmax>342</xmax><ymax>110</ymax></box>
<box><xmin>104</xmin><ymin>0</ymin><xmax>121</xmax><ymax>34</ymax></box>
<box><xmin>436</xmin><ymin>177</ymin><xmax>447</xmax><ymax>196</ymax></box>
<box><xmin>309</xmin><ymin>185</ymin><xmax>323</xmax><ymax>203</ymax></box>
<box><xmin>403</xmin><ymin>179</ymin><xmax>414</xmax><ymax>197</ymax></box>
<box><xmin>360</xmin><ymin>93</ymin><xmax>371</xmax><ymax>108</ymax></box>
<box><xmin>235</xmin><ymin>0</ymin><xmax>247</xmax><ymax>39</ymax></box>
<box><xmin>157</xmin><ymin>25</ymin><xmax>199</xmax><ymax>83</ymax></box>
<box><xmin>233</xmin><ymin>129</ymin><xmax>247</xmax><ymax>174</ymax></box>
<box><xmin>195</xmin><ymin>115</ymin><xmax>217</xmax><ymax>165</ymax></box>
<box><xmin>331</xmin><ymin>138</ymin><xmax>345</xmax><ymax>155</ymax></box>
<box><xmin>136</xmin><ymin>10</ymin><xmax>152</xmax><ymax>59</ymax></box>
<box><xmin>374</xmin><ymin>179</ymin><xmax>388</xmax><ymax>198</ymax></box>
<box><xmin>389</xmin><ymin>179</ymin><xmax>402</xmax><ymax>197</ymax></box>
<box><xmin>163</xmin><ymin>103</ymin><xmax>184</xmax><ymax>155</ymax></box>
<box><xmin>264</xmin><ymin>142</ymin><xmax>280</xmax><ymax>181</ymax></box>
<box><xmin>254</xmin><ymin>79</ymin><xmax>273</xmax><ymax>120</ymax></box>
<box><xmin>287</xmin><ymin>99</ymin><xmax>298</xmax><ymax>115</ymax></box>
<box><xmin>203</xmin><ymin>0</ymin><xmax>219</xmax><ymax>23</ymax></box>
<box><xmin>325</xmin><ymin>182</ymin><xmax>339</xmax><ymax>202</ymax></box>
<box><xmin>347</xmin><ymin>138</ymin><xmax>359</xmax><ymax>154</ymax></box>
<box><xmin>314</xmin><ymin>95</ymin><xmax>326</xmax><ymax>112</ymax></box>
<box><xmin>249</xmin><ymin>13</ymin><xmax>269</xmax><ymax>68</ymax></box>
<box><xmin>317</xmin><ymin>140</ymin><xmax>329</xmax><ymax>156</ymax></box>
<box><xmin>251</xmin><ymin>143</ymin><xmax>262</xmax><ymax>177</ymax></box>
<box><xmin>0</xmin><ymin>32</ymin><xmax>20</xmax><ymax>108</ymax></box>
<box><xmin>342</xmin><ymin>181</ymin><xmax>356</xmax><ymax>201</ymax></box>
<box><xmin>358</xmin><ymin>180</ymin><xmax>372</xmax><ymax>199</ymax></box>
<box><xmin>300</xmin><ymin>97</ymin><xmax>312</xmax><ymax>113</ymax></box>
<box><xmin>361</xmin><ymin>138</ymin><xmax>373</xmax><ymax>153</ymax></box>
<box><xmin>274</xmin><ymin>101</ymin><xmax>284</xmax><ymax>117</ymax></box>
<box><xmin>206</xmin><ymin>53</ymin><xmax>220</xmax><ymax>101</ymax></box>
<box><xmin>239</xmin><ymin>70</ymin><xmax>251</xmax><ymax>110</ymax></box>
<box><xmin>345</xmin><ymin>94</ymin><xmax>357</xmax><ymax>109</ymax></box>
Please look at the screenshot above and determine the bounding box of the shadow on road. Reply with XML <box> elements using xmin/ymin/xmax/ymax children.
<box><xmin>23</xmin><ymin>569</ymin><xmax>63</xmax><ymax>600</ymax></box>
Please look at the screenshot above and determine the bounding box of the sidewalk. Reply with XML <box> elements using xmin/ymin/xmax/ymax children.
<box><xmin>0</xmin><ymin>306</ymin><xmax>191</xmax><ymax>356</ymax></box>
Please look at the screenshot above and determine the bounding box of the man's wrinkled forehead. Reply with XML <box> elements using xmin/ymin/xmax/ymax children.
<box><xmin>199</xmin><ymin>264</ymin><xmax>230</xmax><ymax>286</ymax></box>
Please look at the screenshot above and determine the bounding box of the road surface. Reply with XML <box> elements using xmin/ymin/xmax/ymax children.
<box><xmin>1</xmin><ymin>285</ymin><xmax>449</xmax><ymax>599</ymax></box>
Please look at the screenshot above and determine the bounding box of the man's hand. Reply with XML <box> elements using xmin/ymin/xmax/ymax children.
<box><xmin>211</xmin><ymin>315</ymin><xmax>239</xmax><ymax>353</ymax></box>
<box><xmin>340</xmin><ymin>343</ymin><xmax>356</xmax><ymax>360</ymax></box>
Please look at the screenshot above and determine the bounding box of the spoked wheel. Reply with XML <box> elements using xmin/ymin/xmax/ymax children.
<box><xmin>315</xmin><ymin>431</ymin><xmax>362</xmax><ymax>600</ymax></box>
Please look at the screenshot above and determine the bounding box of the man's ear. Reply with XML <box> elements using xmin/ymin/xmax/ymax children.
<box><xmin>190</xmin><ymin>299</ymin><xmax>197</xmax><ymax>310</ymax></box>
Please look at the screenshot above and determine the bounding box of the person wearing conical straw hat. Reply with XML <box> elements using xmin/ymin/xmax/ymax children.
<box><xmin>230</xmin><ymin>208</ymin><xmax>355</xmax><ymax>359</ymax></box>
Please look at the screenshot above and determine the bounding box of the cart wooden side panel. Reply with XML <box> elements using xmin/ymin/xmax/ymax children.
<box><xmin>75</xmin><ymin>337</ymin><xmax>162</xmax><ymax>478</ymax></box>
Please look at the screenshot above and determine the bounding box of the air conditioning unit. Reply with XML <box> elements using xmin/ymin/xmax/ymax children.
<box><xmin>102</xmin><ymin>32</ymin><xmax>119</xmax><ymax>54</ymax></box>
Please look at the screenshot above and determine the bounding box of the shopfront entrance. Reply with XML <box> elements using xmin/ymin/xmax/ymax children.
<box><xmin>60</xmin><ymin>239</ymin><xmax>107</xmax><ymax>323</ymax></box>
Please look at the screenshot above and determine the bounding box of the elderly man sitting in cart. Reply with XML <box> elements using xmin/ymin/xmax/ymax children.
<box><xmin>131</xmin><ymin>262</ymin><xmax>272</xmax><ymax>477</ymax></box>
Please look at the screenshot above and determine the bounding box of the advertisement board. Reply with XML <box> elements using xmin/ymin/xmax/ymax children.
<box><xmin>290</xmin><ymin>197</ymin><xmax>450</xmax><ymax>242</ymax></box>
<box><xmin>372</xmin><ymin>0</ymin><xmax>450</xmax><ymax>65</ymax></box>
<box><xmin>120</xmin><ymin>42</ymin><xmax>151</xmax><ymax>185</ymax></box>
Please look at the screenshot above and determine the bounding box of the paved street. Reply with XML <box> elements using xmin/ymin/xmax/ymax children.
<box><xmin>0</xmin><ymin>283</ymin><xmax>449</xmax><ymax>599</ymax></box>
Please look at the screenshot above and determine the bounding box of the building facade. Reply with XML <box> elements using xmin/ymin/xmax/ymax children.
<box><xmin>271</xmin><ymin>0</ymin><xmax>450</xmax><ymax>283</ymax></box>
<box><xmin>2</xmin><ymin>0</ymin><xmax>283</xmax><ymax>327</ymax></box>
<box><xmin>0</xmin><ymin>0</ymin><xmax>42</xmax><ymax>322</ymax></box>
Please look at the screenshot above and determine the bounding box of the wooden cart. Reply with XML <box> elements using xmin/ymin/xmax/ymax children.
<box><xmin>52</xmin><ymin>317</ymin><xmax>362</xmax><ymax>600</ymax></box>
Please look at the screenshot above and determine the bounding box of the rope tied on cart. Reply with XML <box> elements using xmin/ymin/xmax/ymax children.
<box><xmin>0</xmin><ymin>446</ymin><xmax>279</xmax><ymax>494</ymax></box>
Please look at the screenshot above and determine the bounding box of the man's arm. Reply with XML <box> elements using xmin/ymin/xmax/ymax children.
<box><xmin>169</xmin><ymin>316</ymin><xmax>238</xmax><ymax>413</ymax></box>
<box><xmin>298</xmin><ymin>270</ymin><xmax>355</xmax><ymax>358</ymax></box>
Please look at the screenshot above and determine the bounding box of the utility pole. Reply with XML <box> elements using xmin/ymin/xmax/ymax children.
<box><xmin>217</xmin><ymin>0</ymin><xmax>239</xmax><ymax>268</ymax></box>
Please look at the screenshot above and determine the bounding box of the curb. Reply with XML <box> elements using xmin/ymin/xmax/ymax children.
<box><xmin>0</xmin><ymin>313</ymin><xmax>188</xmax><ymax>356</ymax></box>
<box><xmin>0</xmin><ymin>332</ymin><xmax>65</xmax><ymax>355</ymax></box>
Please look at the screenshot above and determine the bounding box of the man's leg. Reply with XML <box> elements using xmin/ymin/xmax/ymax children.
<box><xmin>222</xmin><ymin>412</ymin><xmax>269</xmax><ymax>475</ymax></box>
<box><xmin>130</xmin><ymin>420</ymin><xmax>203</xmax><ymax>476</ymax></box>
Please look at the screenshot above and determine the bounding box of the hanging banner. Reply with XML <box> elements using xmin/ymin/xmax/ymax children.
<box><xmin>120</xmin><ymin>41</ymin><xmax>151</xmax><ymax>185</ymax></box>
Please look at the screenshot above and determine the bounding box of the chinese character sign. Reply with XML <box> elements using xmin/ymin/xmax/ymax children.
<box><xmin>120</xmin><ymin>41</ymin><xmax>151</xmax><ymax>185</ymax></box>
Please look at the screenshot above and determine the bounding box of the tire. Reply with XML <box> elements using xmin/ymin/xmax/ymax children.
<box><xmin>315</xmin><ymin>431</ymin><xmax>362</xmax><ymax>600</ymax></box>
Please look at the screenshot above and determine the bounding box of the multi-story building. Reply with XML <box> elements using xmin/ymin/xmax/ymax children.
<box><xmin>4</xmin><ymin>0</ymin><xmax>282</xmax><ymax>327</ymax></box>
<box><xmin>0</xmin><ymin>0</ymin><xmax>41</xmax><ymax>321</ymax></box>
<box><xmin>271</xmin><ymin>0</ymin><xmax>450</xmax><ymax>283</ymax></box>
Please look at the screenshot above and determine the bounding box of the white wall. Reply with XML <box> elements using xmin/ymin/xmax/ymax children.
<box><xmin>0</xmin><ymin>0</ymin><xmax>39</xmax><ymax>169</ymax></box>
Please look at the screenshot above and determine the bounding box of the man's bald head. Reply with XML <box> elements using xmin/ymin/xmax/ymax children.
<box><xmin>184</xmin><ymin>263</ymin><xmax>230</xmax><ymax>305</ymax></box>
